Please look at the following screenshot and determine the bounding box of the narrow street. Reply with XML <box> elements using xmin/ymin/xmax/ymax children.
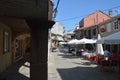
<box><xmin>52</xmin><ymin>48</ymin><xmax>120</xmax><ymax>80</ymax></box>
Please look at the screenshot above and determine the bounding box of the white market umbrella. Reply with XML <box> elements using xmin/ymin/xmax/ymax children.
<box><xmin>77</xmin><ymin>38</ymin><xmax>96</xmax><ymax>44</ymax></box>
<box><xmin>68</xmin><ymin>39</ymin><xmax>79</xmax><ymax>56</ymax></box>
<box><xmin>96</xmin><ymin>34</ymin><xmax>104</xmax><ymax>55</ymax></box>
<box><xmin>68</xmin><ymin>39</ymin><xmax>79</xmax><ymax>44</ymax></box>
<box><xmin>59</xmin><ymin>42</ymin><xmax>67</xmax><ymax>45</ymax></box>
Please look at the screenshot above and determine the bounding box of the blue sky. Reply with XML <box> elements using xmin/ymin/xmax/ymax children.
<box><xmin>53</xmin><ymin>0</ymin><xmax>120</xmax><ymax>32</ymax></box>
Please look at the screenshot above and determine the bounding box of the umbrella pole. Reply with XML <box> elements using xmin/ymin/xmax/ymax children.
<box><xmin>75</xmin><ymin>44</ymin><xmax>77</xmax><ymax>56</ymax></box>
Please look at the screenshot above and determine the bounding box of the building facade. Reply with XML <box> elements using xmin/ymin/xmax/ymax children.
<box><xmin>75</xmin><ymin>10</ymin><xmax>112</xmax><ymax>39</ymax></box>
<box><xmin>75</xmin><ymin>12</ymin><xmax>120</xmax><ymax>53</ymax></box>
<box><xmin>64</xmin><ymin>29</ymin><xmax>75</xmax><ymax>41</ymax></box>
<box><xmin>51</xmin><ymin>21</ymin><xmax>64</xmax><ymax>36</ymax></box>
<box><xmin>0</xmin><ymin>22</ymin><xmax>12</xmax><ymax>73</ymax></box>
<box><xmin>50</xmin><ymin>21</ymin><xmax>65</xmax><ymax>48</ymax></box>
<box><xmin>79</xmin><ymin>10</ymin><xmax>111</xmax><ymax>28</ymax></box>
<box><xmin>97</xmin><ymin>14</ymin><xmax>120</xmax><ymax>53</ymax></box>
<box><xmin>0</xmin><ymin>17</ymin><xmax>30</xmax><ymax>73</ymax></box>
<box><xmin>0</xmin><ymin>0</ymin><xmax>54</xmax><ymax>80</ymax></box>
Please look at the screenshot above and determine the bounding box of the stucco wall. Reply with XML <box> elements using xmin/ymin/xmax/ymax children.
<box><xmin>51</xmin><ymin>22</ymin><xmax>64</xmax><ymax>36</ymax></box>
<box><xmin>84</xmin><ymin>10</ymin><xmax>111</xmax><ymax>27</ymax></box>
<box><xmin>0</xmin><ymin>22</ymin><xmax>12</xmax><ymax>73</ymax></box>
<box><xmin>99</xmin><ymin>19</ymin><xmax>120</xmax><ymax>37</ymax></box>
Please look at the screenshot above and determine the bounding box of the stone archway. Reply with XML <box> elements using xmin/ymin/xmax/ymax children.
<box><xmin>12</xmin><ymin>33</ymin><xmax>30</xmax><ymax>62</ymax></box>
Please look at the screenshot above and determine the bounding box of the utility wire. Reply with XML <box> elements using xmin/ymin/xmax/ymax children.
<box><xmin>103</xmin><ymin>5</ymin><xmax>120</xmax><ymax>12</ymax></box>
<box><xmin>60</xmin><ymin>15</ymin><xmax>86</xmax><ymax>22</ymax></box>
<box><xmin>59</xmin><ymin>5</ymin><xmax>120</xmax><ymax>22</ymax></box>
<box><xmin>53</xmin><ymin>0</ymin><xmax>60</xmax><ymax>19</ymax></box>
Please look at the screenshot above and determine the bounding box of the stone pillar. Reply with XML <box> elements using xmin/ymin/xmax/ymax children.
<box><xmin>26</xmin><ymin>19</ymin><xmax>48</xmax><ymax>80</ymax></box>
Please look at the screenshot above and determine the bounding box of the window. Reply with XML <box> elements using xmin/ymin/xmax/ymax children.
<box><xmin>114</xmin><ymin>21</ymin><xmax>119</xmax><ymax>30</ymax></box>
<box><xmin>3</xmin><ymin>31</ymin><xmax>9</xmax><ymax>53</ymax></box>
<box><xmin>84</xmin><ymin>30</ymin><xmax>86</xmax><ymax>36</ymax></box>
<box><xmin>93</xmin><ymin>28</ymin><xmax>96</xmax><ymax>36</ymax></box>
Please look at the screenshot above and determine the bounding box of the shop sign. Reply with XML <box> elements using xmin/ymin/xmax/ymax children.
<box><xmin>100</xmin><ymin>27</ymin><xmax>106</xmax><ymax>32</ymax></box>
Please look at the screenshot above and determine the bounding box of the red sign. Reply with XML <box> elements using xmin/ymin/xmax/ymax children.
<box><xmin>100</xmin><ymin>28</ymin><xmax>106</xmax><ymax>32</ymax></box>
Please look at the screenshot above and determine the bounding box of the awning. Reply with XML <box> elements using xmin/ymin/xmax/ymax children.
<box><xmin>59</xmin><ymin>42</ymin><xmax>67</xmax><ymax>45</ymax></box>
<box><xmin>68</xmin><ymin>39</ymin><xmax>79</xmax><ymax>44</ymax></box>
<box><xmin>57</xmin><ymin>36</ymin><xmax>64</xmax><ymax>41</ymax></box>
<box><xmin>68</xmin><ymin>38</ymin><xmax>96</xmax><ymax>44</ymax></box>
<box><xmin>51</xmin><ymin>36</ymin><xmax>64</xmax><ymax>41</ymax></box>
<box><xmin>77</xmin><ymin>38</ymin><xmax>96</xmax><ymax>44</ymax></box>
<box><xmin>97</xmin><ymin>31</ymin><xmax>120</xmax><ymax>44</ymax></box>
<box><xmin>51</xmin><ymin>36</ymin><xmax>56</xmax><ymax>40</ymax></box>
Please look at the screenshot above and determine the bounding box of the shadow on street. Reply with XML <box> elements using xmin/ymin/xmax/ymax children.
<box><xmin>56</xmin><ymin>48</ymin><xmax>120</xmax><ymax>80</ymax></box>
<box><xmin>0</xmin><ymin>59</ymin><xmax>30</xmax><ymax>80</ymax></box>
<box><xmin>57</xmin><ymin>66</ymin><xmax>120</xmax><ymax>80</ymax></box>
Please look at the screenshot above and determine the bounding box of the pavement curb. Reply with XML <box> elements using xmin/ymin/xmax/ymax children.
<box><xmin>48</xmin><ymin>51</ymin><xmax>61</xmax><ymax>80</ymax></box>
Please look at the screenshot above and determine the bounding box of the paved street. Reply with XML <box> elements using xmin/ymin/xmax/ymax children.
<box><xmin>0</xmin><ymin>47</ymin><xmax>120</xmax><ymax>80</ymax></box>
<box><xmin>52</xmin><ymin>48</ymin><xmax>120</xmax><ymax>80</ymax></box>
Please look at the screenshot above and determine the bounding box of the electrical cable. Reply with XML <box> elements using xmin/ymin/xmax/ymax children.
<box><xmin>53</xmin><ymin>0</ymin><xmax>60</xmax><ymax>19</ymax></box>
<box><xmin>59</xmin><ymin>5</ymin><xmax>120</xmax><ymax>22</ymax></box>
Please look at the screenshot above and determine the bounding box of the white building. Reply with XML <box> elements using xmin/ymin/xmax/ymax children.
<box><xmin>51</xmin><ymin>21</ymin><xmax>64</xmax><ymax>36</ymax></box>
<box><xmin>64</xmin><ymin>29</ymin><xmax>75</xmax><ymax>41</ymax></box>
<box><xmin>51</xmin><ymin>21</ymin><xmax>64</xmax><ymax>41</ymax></box>
<box><xmin>50</xmin><ymin>21</ymin><xmax>65</xmax><ymax>49</ymax></box>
